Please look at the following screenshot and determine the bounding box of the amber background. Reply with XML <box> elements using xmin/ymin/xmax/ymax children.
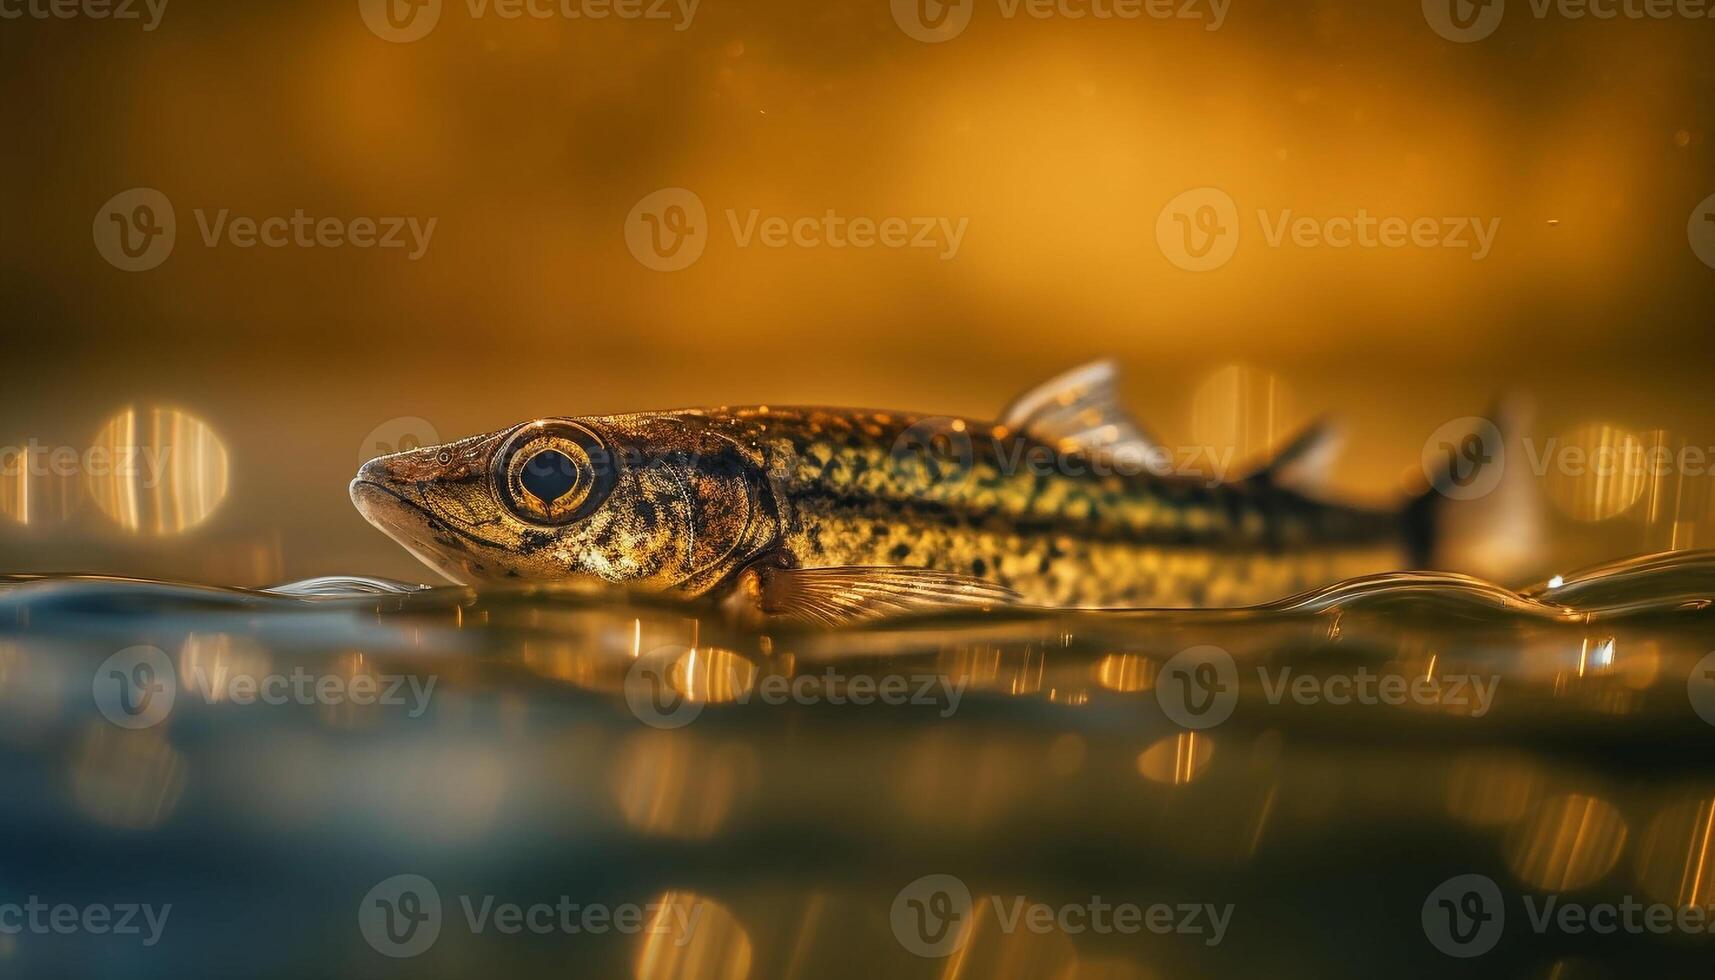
<box><xmin>2</xmin><ymin>0</ymin><xmax>1713</xmax><ymax>585</ymax></box>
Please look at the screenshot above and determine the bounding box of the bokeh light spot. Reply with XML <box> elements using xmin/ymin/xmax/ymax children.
<box><xmin>86</xmin><ymin>406</ymin><xmax>230</xmax><ymax>535</ymax></box>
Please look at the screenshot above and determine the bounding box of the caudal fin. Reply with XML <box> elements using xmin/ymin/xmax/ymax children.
<box><xmin>1404</xmin><ymin>396</ymin><xmax>1547</xmax><ymax>586</ymax></box>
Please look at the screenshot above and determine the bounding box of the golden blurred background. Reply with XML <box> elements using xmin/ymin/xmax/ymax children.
<box><xmin>2</xmin><ymin>0</ymin><xmax>1713</xmax><ymax>584</ymax></box>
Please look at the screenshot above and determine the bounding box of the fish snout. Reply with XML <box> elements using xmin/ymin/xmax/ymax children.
<box><xmin>350</xmin><ymin>453</ymin><xmax>421</xmax><ymax>524</ymax></box>
<box><xmin>351</xmin><ymin>447</ymin><xmax>490</xmax><ymax>530</ymax></box>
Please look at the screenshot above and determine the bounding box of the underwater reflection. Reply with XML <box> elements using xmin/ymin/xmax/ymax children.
<box><xmin>69</xmin><ymin>724</ymin><xmax>186</xmax><ymax>830</ymax></box>
<box><xmin>1444</xmin><ymin>752</ymin><xmax>1545</xmax><ymax>828</ymax></box>
<box><xmin>0</xmin><ymin>552</ymin><xmax>1711</xmax><ymax>975</ymax></box>
<box><xmin>1506</xmin><ymin>794</ymin><xmax>1631</xmax><ymax>892</ymax></box>
<box><xmin>613</xmin><ymin>733</ymin><xmax>758</xmax><ymax>840</ymax></box>
<box><xmin>1633</xmin><ymin>797</ymin><xmax>1715</xmax><ymax>910</ymax></box>
<box><xmin>633</xmin><ymin>892</ymin><xmax>752</xmax><ymax>980</ymax></box>
<box><xmin>1095</xmin><ymin>652</ymin><xmax>1155</xmax><ymax>693</ymax></box>
<box><xmin>1135</xmin><ymin>733</ymin><xmax>1215</xmax><ymax>787</ymax></box>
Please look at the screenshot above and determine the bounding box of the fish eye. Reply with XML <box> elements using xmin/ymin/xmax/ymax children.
<box><xmin>492</xmin><ymin>421</ymin><xmax>615</xmax><ymax>526</ymax></box>
<box><xmin>520</xmin><ymin>449</ymin><xmax>578</xmax><ymax>502</ymax></box>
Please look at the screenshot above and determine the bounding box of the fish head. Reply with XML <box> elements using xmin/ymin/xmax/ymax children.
<box><xmin>350</xmin><ymin>413</ymin><xmax>776</xmax><ymax>592</ymax></box>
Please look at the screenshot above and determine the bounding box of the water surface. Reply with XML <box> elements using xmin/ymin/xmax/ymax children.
<box><xmin>2</xmin><ymin>552</ymin><xmax>1713</xmax><ymax>977</ymax></box>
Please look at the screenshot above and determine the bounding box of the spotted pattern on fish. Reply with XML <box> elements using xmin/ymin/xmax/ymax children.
<box><xmin>353</xmin><ymin>401</ymin><xmax>1419</xmax><ymax>610</ymax></box>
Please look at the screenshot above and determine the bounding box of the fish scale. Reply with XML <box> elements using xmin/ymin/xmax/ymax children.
<box><xmin>738</xmin><ymin>407</ymin><xmax>1407</xmax><ymax>607</ymax></box>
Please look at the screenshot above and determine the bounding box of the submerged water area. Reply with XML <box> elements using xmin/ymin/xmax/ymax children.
<box><xmin>1</xmin><ymin>552</ymin><xmax>1712</xmax><ymax>978</ymax></box>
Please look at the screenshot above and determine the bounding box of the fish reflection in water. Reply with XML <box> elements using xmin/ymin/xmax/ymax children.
<box><xmin>0</xmin><ymin>552</ymin><xmax>1712</xmax><ymax>976</ymax></box>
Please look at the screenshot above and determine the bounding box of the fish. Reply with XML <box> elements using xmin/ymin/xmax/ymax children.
<box><xmin>350</xmin><ymin>360</ymin><xmax>1539</xmax><ymax>624</ymax></box>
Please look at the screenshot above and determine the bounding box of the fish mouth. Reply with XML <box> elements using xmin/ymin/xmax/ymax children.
<box><xmin>350</xmin><ymin>479</ymin><xmax>480</xmax><ymax>586</ymax></box>
<box><xmin>350</xmin><ymin>474</ymin><xmax>513</xmax><ymax>561</ymax></box>
<box><xmin>349</xmin><ymin>477</ymin><xmax>429</xmax><ymax>530</ymax></box>
<box><xmin>350</xmin><ymin>478</ymin><xmax>449</xmax><ymax>555</ymax></box>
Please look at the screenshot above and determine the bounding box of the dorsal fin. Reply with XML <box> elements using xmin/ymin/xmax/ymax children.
<box><xmin>999</xmin><ymin>360</ymin><xmax>1166</xmax><ymax>473</ymax></box>
<box><xmin>1241</xmin><ymin>417</ymin><xmax>1344</xmax><ymax>491</ymax></box>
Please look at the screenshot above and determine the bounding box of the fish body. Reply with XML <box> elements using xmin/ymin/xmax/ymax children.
<box><xmin>351</xmin><ymin>362</ymin><xmax>1528</xmax><ymax>622</ymax></box>
<box><xmin>738</xmin><ymin>407</ymin><xmax>1404</xmax><ymax>608</ymax></box>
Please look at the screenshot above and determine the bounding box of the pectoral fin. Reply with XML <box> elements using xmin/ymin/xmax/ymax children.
<box><xmin>1000</xmin><ymin>359</ymin><xmax>1166</xmax><ymax>473</ymax></box>
<box><xmin>746</xmin><ymin>564</ymin><xmax>1023</xmax><ymax>627</ymax></box>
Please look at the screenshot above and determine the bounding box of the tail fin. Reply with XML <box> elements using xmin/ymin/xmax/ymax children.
<box><xmin>1404</xmin><ymin>396</ymin><xmax>1546</xmax><ymax>585</ymax></box>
